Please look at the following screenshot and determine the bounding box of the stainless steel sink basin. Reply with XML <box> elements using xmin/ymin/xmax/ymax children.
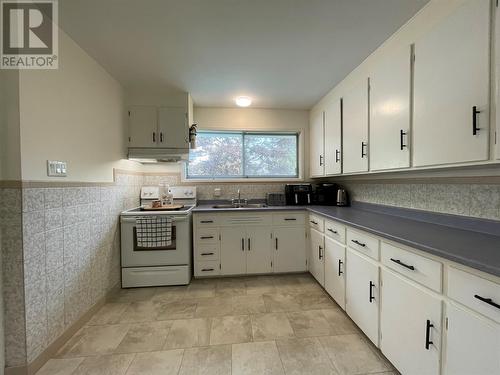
<box><xmin>211</xmin><ymin>203</ymin><xmax>267</xmax><ymax>209</ymax></box>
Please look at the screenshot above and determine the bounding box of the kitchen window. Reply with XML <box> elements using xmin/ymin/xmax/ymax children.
<box><xmin>186</xmin><ymin>131</ymin><xmax>299</xmax><ymax>179</ymax></box>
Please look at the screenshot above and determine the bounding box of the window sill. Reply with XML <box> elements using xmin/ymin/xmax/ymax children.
<box><xmin>182</xmin><ymin>177</ymin><xmax>305</xmax><ymax>183</ymax></box>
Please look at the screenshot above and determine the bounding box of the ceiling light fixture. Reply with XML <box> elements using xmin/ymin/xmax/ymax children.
<box><xmin>235</xmin><ymin>96</ymin><xmax>252</xmax><ymax>107</ymax></box>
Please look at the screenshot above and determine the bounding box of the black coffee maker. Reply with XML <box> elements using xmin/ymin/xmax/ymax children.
<box><xmin>285</xmin><ymin>184</ymin><xmax>313</xmax><ymax>205</ymax></box>
<box><xmin>313</xmin><ymin>183</ymin><xmax>339</xmax><ymax>205</ymax></box>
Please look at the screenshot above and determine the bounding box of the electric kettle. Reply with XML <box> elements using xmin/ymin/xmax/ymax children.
<box><xmin>336</xmin><ymin>189</ymin><xmax>349</xmax><ymax>206</ymax></box>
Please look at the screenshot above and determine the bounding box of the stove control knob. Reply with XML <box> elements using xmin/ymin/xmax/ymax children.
<box><xmin>184</xmin><ymin>189</ymin><xmax>193</xmax><ymax>197</ymax></box>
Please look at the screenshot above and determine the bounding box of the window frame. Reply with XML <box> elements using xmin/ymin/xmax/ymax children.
<box><xmin>183</xmin><ymin>129</ymin><xmax>303</xmax><ymax>182</ymax></box>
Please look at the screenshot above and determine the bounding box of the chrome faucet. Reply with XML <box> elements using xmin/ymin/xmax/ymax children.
<box><xmin>231</xmin><ymin>189</ymin><xmax>247</xmax><ymax>207</ymax></box>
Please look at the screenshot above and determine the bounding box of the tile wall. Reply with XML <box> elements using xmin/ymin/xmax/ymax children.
<box><xmin>0</xmin><ymin>188</ymin><xmax>26</xmax><ymax>368</ymax></box>
<box><xmin>1</xmin><ymin>172</ymin><xmax>143</xmax><ymax>370</ymax></box>
<box><xmin>341</xmin><ymin>182</ymin><xmax>500</xmax><ymax>221</ymax></box>
<box><xmin>143</xmin><ymin>173</ymin><xmax>287</xmax><ymax>201</ymax></box>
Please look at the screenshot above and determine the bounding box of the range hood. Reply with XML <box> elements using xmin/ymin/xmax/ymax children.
<box><xmin>128</xmin><ymin>147</ymin><xmax>189</xmax><ymax>163</ymax></box>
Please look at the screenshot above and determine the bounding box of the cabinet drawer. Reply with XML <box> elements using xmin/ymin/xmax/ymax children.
<box><xmin>195</xmin><ymin>261</ymin><xmax>220</xmax><ymax>277</ymax></box>
<box><xmin>381</xmin><ymin>242</ymin><xmax>442</xmax><ymax>293</ymax></box>
<box><xmin>447</xmin><ymin>267</ymin><xmax>500</xmax><ymax>324</ymax></box>
<box><xmin>346</xmin><ymin>228</ymin><xmax>379</xmax><ymax>260</ymax></box>
<box><xmin>194</xmin><ymin>214</ymin><xmax>219</xmax><ymax>226</ymax></box>
<box><xmin>272</xmin><ymin>212</ymin><xmax>305</xmax><ymax>226</ymax></box>
<box><xmin>309</xmin><ymin>214</ymin><xmax>324</xmax><ymax>232</ymax></box>
<box><xmin>196</xmin><ymin>228</ymin><xmax>219</xmax><ymax>244</ymax></box>
<box><xmin>195</xmin><ymin>244</ymin><xmax>220</xmax><ymax>261</ymax></box>
<box><xmin>324</xmin><ymin>219</ymin><xmax>346</xmax><ymax>244</ymax></box>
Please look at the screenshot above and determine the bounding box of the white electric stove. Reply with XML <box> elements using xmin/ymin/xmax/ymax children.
<box><xmin>120</xmin><ymin>186</ymin><xmax>196</xmax><ymax>288</ymax></box>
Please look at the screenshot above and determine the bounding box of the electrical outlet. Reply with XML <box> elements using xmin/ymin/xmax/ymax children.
<box><xmin>214</xmin><ymin>188</ymin><xmax>221</xmax><ymax>197</ymax></box>
<box><xmin>47</xmin><ymin>160</ymin><xmax>67</xmax><ymax>177</ymax></box>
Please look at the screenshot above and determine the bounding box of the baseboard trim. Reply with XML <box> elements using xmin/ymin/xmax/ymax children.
<box><xmin>6</xmin><ymin>287</ymin><xmax>117</xmax><ymax>375</ymax></box>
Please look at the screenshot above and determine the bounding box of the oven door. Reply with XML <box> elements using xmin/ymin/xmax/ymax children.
<box><xmin>121</xmin><ymin>215</ymin><xmax>191</xmax><ymax>267</ymax></box>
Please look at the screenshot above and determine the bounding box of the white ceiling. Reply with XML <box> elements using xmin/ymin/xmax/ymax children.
<box><xmin>59</xmin><ymin>0</ymin><xmax>429</xmax><ymax>109</ymax></box>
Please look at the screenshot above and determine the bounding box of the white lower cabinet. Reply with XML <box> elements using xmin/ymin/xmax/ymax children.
<box><xmin>380</xmin><ymin>269</ymin><xmax>442</xmax><ymax>375</ymax></box>
<box><xmin>220</xmin><ymin>226</ymin><xmax>247</xmax><ymax>275</ymax></box>
<box><xmin>246</xmin><ymin>226</ymin><xmax>272</xmax><ymax>274</ymax></box>
<box><xmin>309</xmin><ymin>228</ymin><xmax>325</xmax><ymax>286</ymax></box>
<box><xmin>443</xmin><ymin>302</ymin><xmax>500</xmax><ymax>375</ymax></box>
<box><xmin>324</xmin><ymin>236</ymin><xmax>346</xmax><ymax>309</ymax></box>
<box><xmin>346</xmin><ymin>247</ymin><xmax>379</xmax><ymax>345</ymax></box>
<box><xmin>220</xmin><ymin>225</ymin><xmax>271</xmax><ymax>275</ymax></box>
<box><xmin>272</xmin><ymin>227</ymin><xmax>307</xmax><ymax>273</ymax></box>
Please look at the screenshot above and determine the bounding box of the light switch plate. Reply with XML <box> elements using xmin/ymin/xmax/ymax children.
<box><xmin>47</xmin><ymin>160</ymin><xmax>67</xmax><ymax>177</ymax></box>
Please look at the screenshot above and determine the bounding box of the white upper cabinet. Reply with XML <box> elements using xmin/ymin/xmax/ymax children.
<box><xmin>324</xmin><ymin>96</ymin><xmax>342</xmax><ymax>175</ymax></box>
<box><xmin>413</xmin><ymin>0</ymin><xmax>490</xmax><ymax>167</ymax></box>
<box><xmin>342</xmin><ymin>79</ymin><xmax>369</xmax><ymax>173</ymax></box>
<box><xmin>309</xmin><ymin>110</ymin><xmax>325</xmax><ymax>177</ymax></box>
<box><xmin>128</xmin><ymin>106</ymin><xmax>157</xmax><ymax>148</ymax></box>
<box><xmin>370</xmin><ymin>46</ymin><xmax>411</xmax><ymax>171</ymax></box>
<box><xmin>158</xmin><ymin>107</ymin><xmax>188</xmax><ymax>149</ymax></box>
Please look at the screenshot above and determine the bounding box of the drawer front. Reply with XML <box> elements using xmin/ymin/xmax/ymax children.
<box><xmin>324</xmin><ymin>219</ymin><xmax>346</xmax><ymax>244</ymax></box>
<box><xmin>122</xmin><ymin>266</ymin><xmax>190</xmax><ymax>287</ymax></box>
<box><xmin>196</xmin><ymin>228</ymin><xmax>219</xmax><ymax>244</ymax></box>
<box><xmin>195</xmin><ymin>261</ymin><xmax>220</xmax><ymax>277</ymax></box>
<box><xmin>447</xmin><ymin>267</ymin><xmax>500</xmax><ymax>324</ymax></box>
<box><xmin>381</xmin><ymin>242</ymin><xmax>442</xmax><ymax>292</ymax></box>
<box><xmin>309</xmin><ymin>214</ymin><xmax>324</xmax><ymax>233</ymax></box>
<box><xmin>195</xmin><ymin>244</ymin><xmax>220</xmax><ymax>262</ymax></box>
<box><xmin>219</xmin><ymin>213</ymin><xmax>272</xmax><ymax>226</ymax></box>
<box><xmin>272</xmin><ymin>212</ymin><xmax>306</xmax><ymax>226</ymax></box>
<box><xmin>194</xmin><ymin>214</ymin><xmax>219</xmax><ymax>226</ymax></box>
<box><xmin>346</xmin><ymin>228</ymin><xmax>379</xmax><ymax>260</ymax></box>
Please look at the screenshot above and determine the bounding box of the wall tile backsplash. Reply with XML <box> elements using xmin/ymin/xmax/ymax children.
<box><xmin>1</xmin><ymin>171</ymin><xmax>143</xmax><ymax>369</ymax></box>
<box><xmin>341</xmin><ymin>182</ymin><xmax>500</xmax><ymax>221</ymax></box>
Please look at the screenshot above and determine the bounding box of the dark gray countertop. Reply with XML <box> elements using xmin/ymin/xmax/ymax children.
<box><xmin>193</xmin><ymin>201</ymin><xmax>500</xmax><ymax>277</ymax></box>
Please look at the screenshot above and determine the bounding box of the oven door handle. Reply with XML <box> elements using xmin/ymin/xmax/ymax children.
<box><xmin>121</xmin><ymin>216</ymin><xmax>188</xmax><ymax>223</ymax></box>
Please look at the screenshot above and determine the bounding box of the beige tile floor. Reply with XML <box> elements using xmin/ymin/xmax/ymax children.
<box><xmin>37</xmin><ymin>273</ymin><xmax>399</xmax><ymax>375</ymax></box>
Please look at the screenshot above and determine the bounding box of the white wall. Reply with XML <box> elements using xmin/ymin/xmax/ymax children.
<box><xmin>17</xmin><ymin>30</ymin><xmax>140</xmax><ymax>183</ymax></box>
<box><xmin>142</xmin><ymin>106</ymin><xmax>310</xmax><ymax>178</ymax></box>
<box><xmin>0</xmin><ymin>70</ymin><xmax>22</xmax><ymax>181</ymax></box>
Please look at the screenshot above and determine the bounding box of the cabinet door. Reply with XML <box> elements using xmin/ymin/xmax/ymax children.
<box><xmin>309</xmin><ymin>110</ymin><xmax>325</xmax><ymax>177</ymax></box>
<box><xmin>370</xmin><ymin>46</ymin><xmax>411</xmax><ymax>171</ymax></box>
<box><xmin>342</xmin><ymin>79</ymin><xmax>369</xmax><ymax>173</ymax></box>
<box><xmin>413</xmin><ymin>0</ymin><xmax>490</xmax><ymax>167</ymax></box>
<box><xmin>273</xmin><ymin>227</ymin><xmax>307</xmax><ymax>273</ymax></box>
<box><xmin>128</xmin><ymin>106</ymin><xmax>157</xmax><ymax>148</ymax></box>
<box><xmin>380</xmin><ymin>269</ymin><xmax>441</xmax><ymax>375</ymax></box>
<box><xmin>158</xmin><ymin>107</ymin><xmax>188</xmax><ymax>149</ymax></box>
<box><xmin>309</xmin><ymin>228</ymin><xmax>325</xmax><ymax>286</ymax></box>
<box><xmin>444</xmin><ymin>302</ymin><xmax>500</xmax><ymax>375</ymax></box>
<box><xmin>246</xmin><ymin>226</ymin><xmax>272</xmax><ymax>274</ymax></box>
<box><xmin>346</xmin><ymin>248</ymin><xmax>379</xmax><ymax>345</ymax></box>
<box><xmin>324</xmin><ymin>96</ymin><xmax>342</xmax><ymax>175</ymax></box>
<box><xmin>220</xmin><ymin>226</ymin><xmax>246</xmax><ymax>275</ymax></box>
<box><xmin>324</xmin><ymin>237</ymin><xmax>346</xmax><ymax>309</ymax></box>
